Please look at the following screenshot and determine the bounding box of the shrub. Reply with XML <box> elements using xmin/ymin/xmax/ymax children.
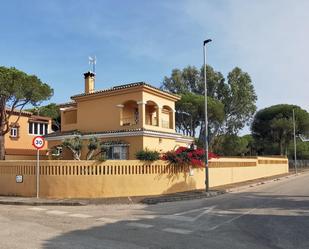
<box><xmin>162</xmin><ymin>146</ymin><xmax>218</xmax><ymax>167</ymax></box>
<box><xmin>135</xmin><ymin>149</ymin><xmax>160</xmax><ymax>161</ymax></box>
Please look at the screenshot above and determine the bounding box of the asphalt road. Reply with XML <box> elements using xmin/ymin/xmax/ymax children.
<box><xmin>1</xmin><ymin>173</ymin><xmax>309</xmax><ymax>249</ymax></box>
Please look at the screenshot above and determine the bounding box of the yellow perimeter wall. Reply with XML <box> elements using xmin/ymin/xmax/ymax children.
<box><xmin>0</xmin><ymin>157</ymin><xmax>288</xmax><ymax>198</ymax></box>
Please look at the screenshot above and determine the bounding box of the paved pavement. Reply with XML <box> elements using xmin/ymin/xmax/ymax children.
<box><xmin>1</xmin><ymin>172</ymin><xmax>309</xmax><ymax>248</ymax></box>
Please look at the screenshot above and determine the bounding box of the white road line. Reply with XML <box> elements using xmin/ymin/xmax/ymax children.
<box><xmin>207</xmin><ymin>208</ymin><xmax>258</xmax><ymax>231</ymax></box>
<box><xmin>96</xmin><ymin>217</ymin><xmax>119</xmax><ymax>223</ymax></box>
<box><xmin>162</xmin><ymin>215</ymin><xmax>194</xmax><ymax>222</ymax></box>
<box><xmin>162</xmin><ymin>206</ymin><xmax>216</xmax><ymax>222</ymax></box>
<box><xmin>28</xmin><ymin>207</ymin><xmax>47</xmax><ymax>211</ymax></box>
<box><xmin>174</xmin><ymin>206</ymin><xmax>215</xmax><ymax>216</ymax></box>
<box><xmin>46</xmin><ymin>210</ymin><xmax>69</xmax><ymax>215</ymax></box>
<box><xmin>127</xmin><ymin>222</ymin><xmax>153</xmax><ymax>228</ymax></box>
<box><xmin>68</xmin><ymin>213</ymin><xmax>93</xmax><ymax>218</ymax></box>
<box><xmin>163</xmin><ymin>228</ymin><xmax>192</xmax><ymax>235</ymax></box>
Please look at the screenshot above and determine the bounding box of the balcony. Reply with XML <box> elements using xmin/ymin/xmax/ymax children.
<box><xmin>119</xmin><ymin>100</ymin><xmax>174</xmax><ymax>130</ymax></box>
<box><xmin>121</xmin><ymin>116</ymin><xmax>138</xmax><ymax>126</ymax></box>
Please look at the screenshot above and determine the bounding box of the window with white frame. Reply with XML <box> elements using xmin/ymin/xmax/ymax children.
<box><xmin>10</xmin><ymin>127</ymin><xmax>18</xmax><ymax>138</ymax></box>
<box><xmin>28</xmin><ymin>122</ymin><xmax>48</xmax><ymax>135</ymax></box>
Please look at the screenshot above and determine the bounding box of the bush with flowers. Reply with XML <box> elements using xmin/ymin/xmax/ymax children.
<box><xmin>161</xmin><ymin>146</ymin><xmax>218</xmax><ymax>168</ymax></box>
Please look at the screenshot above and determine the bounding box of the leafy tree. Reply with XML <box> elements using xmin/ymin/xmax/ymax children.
<box><xmin>175</xmin><ymin>92</ymin><xmax>224</xmax><ymax>143</ymax></box>
<box><xmin>222</xmin><ymin>67</ymin><xmax>257</xmax><ymax>134</ymax></box>
<box><xmin>242</xmin><ymin>134</ymin><xmax>256</xmax><ymax>156</ymax></box>
<box><xmin>161</xmin><ymin>65</ymin><xmax>257</xmax><ymax>147</ymax></box>
<box><xmin>27</xmin><ymin>103</ymin><xmax>61</xmax><ymax>131</ymax></box>
<box><xmin>213</xmin><ymin>134</ymin><xmax>250</xmax><ymax>156</ymax></box>
<box><xmin>61</xmin><ymin>136</ymin><xmax>107</xmax><ymax>160</ymax></box>
<box><xmin>0</xmin><ymin>66</ymin><xmax>53</xmax><ymax>160</ymax></box>
<box><xmin>86</xmin><ymin>137</ymin><xmax>99</xmax><ymax>160</ymax></box>
<box><xmin>288</xmin><ymin>139</ymin><xmax>309</xmax><ymax>160</ymax></box>
<box><xmin>62</xmin><ymin>136</ymin><xmax>83</xmax><ymax>160</ymax></box>
<box><xmin>251</xmin><ymin>104</ymin><xmax>309</xmax><ymax>155</ymax></box>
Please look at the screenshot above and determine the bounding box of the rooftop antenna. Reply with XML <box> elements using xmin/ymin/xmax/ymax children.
<box><xmin>88</xmin><ymin>56</ymin><xmax>96</xmax><ymax>74</ymax></box>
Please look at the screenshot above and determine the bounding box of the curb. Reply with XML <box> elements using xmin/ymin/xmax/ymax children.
<box><xmin>0</xmin><ymin>200</ymin><xmax>86</xmax><ymax>206</ymax></box>
<box><xmin>224</xmin><ymin>173</ymin><xmax>300</xmax><ymax>193</ymax></box>
<box><xmin>140</xmin><ymin>190</ymin><xmax>226</xmax><ymax>205</ymax></box>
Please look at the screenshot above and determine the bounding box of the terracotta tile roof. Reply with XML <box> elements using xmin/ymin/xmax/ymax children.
<box><xmin>71</xmin><ymin>82</ymin><xmax>180</xmax><ymax>99</ymax></box>
<box><xmin>58</xmin><ymin>101</ymin><xmax>77</xmax><ymax>108</ymax></box>
<box><xmin>5</xmin><ymin>108</ymin><xmax>52</xmax><ymax>120</ymax></box>
<box><xmin>5</xmin><ymin>108</ymin><xmax>32</xmax><ymax>117</ymax></box>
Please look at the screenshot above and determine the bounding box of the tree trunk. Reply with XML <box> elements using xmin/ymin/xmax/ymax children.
<box><xmin>0</xmin><ymin>135</ymin><xmax>5</xmax><ymax>160</ymax></box>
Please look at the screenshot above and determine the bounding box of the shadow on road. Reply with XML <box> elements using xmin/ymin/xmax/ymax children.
<box><xmin>42</xmin><ymin>192</ymin><xmax>309</xmax><ymax>249</ymax></box>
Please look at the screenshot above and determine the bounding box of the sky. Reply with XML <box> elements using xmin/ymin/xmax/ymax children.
<box><xmin>0</xmin><ymin>0</ymin><xmax>308</xmax><ymax>128</ymax></box>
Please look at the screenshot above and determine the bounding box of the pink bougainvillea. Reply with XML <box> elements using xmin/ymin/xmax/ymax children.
<box><xmin>161</xmin><ymin>146</ymin><xmax>218</xmax><ymax>167</ymax></box>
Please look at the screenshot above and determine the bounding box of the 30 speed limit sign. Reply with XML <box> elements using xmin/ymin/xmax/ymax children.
<box><xmin>32</xmin><ymin>136</ymin><xmax>45</xmax><ymax>150</ymax></box>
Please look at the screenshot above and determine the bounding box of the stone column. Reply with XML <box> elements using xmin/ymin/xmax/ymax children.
<box><xmin>137</xmin><ymin>101</ymin><xmax>146</xmax><ymax>127</ymax></box>
<box><xmin>171</xmin><ymin>108</ymin><xmax>175</xmax><ymax>130</ymax></box>
<box><xmin>156</xmin><ymin>105</ymin><xmax>162</xmax><ymax>127</ymax></box>
<box><xmin>116</xmin><ymin>104</ymin><xmax>124</xmax><ymax>126</ymax></box>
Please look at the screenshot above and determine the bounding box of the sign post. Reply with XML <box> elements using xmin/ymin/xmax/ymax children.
<box><xmin>32</xmin><ymin>136</ymin><xmax>45</xmax><ymax>199</ymax></box>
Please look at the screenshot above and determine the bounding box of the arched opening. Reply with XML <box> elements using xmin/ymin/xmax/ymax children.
<box><xmin>145</xmin><ymin>101</ymin><xmax>159</xmax><ymax>126</ymax></box>
<box><xmin>121</xmin><ymin>100</ymin><xmax>139</xmax><ymax>126</ymax></box>
<box><xmin>162</xmin><ymin>105</ymin><xmax>173</xmax><ymax>129</ymax></box>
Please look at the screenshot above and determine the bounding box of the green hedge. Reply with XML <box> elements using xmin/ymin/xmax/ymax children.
<box><xmin>135</xmin><ymin>149</ymin><xmax>160</xmax><ymax>161</ymax></box>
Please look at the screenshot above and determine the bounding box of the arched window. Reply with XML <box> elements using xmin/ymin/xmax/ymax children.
<box><xmin>162</xmin><ymin>105</ymin><xmax>173</xmax><ymax>129</ymax></box>
<box><xmin>145</xmin><ymin>101</ymin><xmax>159</xmax><ymax>126</ymax></box>
<box><xmin>121</xmin><ymin>100</ymin><xmax>139</xmax><ymax>126</ymax></box>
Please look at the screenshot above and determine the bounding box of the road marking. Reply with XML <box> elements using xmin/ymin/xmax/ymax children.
<box><xmin>96</xmin><ymin>217</ymin><xmax>119</xmax><ymax>223</ymax></box>
<box><xmin>162</xmin><ymin>215</ymin><xmax>194</xmax><ymax>222</ymax></box>
<box><xmin>162</xmin><ymin>206</ymin><xmax>215</xmax><ymax>222</ymax></box>
<box><xmin>68</xmin><ymin>213</ymin><xmax>93</xmax><ymax>218</ymax></box>
<box><xmin>163</xmin><ymin>228</ymin><xmax>192</xmax><ymax>235</ymax></box>
<box><xmin>174</xmin><ymin>206</ymin><xmax>215</xmax><ymax>216</ymax></box>
<box><xmin>46</xmin><ymin>210</ymin><xmax>69</xmax><ymax>215</ymax></box>
<box><xmin>28</xmin><ymin>207</ymin><xmax>47</xmax><ymax>211</ymax></box>
<box><xmin>127</xmin><ymin>222</ymin><xmax>153</xmax><ymax>228</ymax></box>
<box><xmin>207</xmin><ymin>208</ymin><xmax>257</xmax><ymax>231</ymax></box>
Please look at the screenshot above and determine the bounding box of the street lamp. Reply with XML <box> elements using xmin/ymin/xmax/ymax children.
<box><xmin>203</xmin><ymin>39</ymin><xmax>212</xmax><ymax>192</ymax></box>
<box><xmin>293</xmin><ymin>109</ymin><xmax>298</xmax><ymax>174</ymax></box>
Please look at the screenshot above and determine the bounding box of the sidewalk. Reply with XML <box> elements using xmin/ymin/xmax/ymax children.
<box><xmin>0</xmin><ymin>171</ymin><xmax>301</xmax><ymax>206</ymax></box>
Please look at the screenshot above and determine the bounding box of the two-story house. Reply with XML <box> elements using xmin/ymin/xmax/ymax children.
<box><xmin>4</xmin><ymin>109</ymin><xmax>51</xmax><ymax>159</ymax></box>
<box><xmin>45</xmin><ymin>72</ymin><xmax>193</xmax><ymax>159</ymax></box>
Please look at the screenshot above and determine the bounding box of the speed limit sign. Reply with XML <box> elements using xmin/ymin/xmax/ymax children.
<box><xmin>32</xmin><ymin>136</ymin><xmax>45</xmax><ymax>150</ymax></box>
<box><xmin>32</xmin><ymin>136</ymin><xmax>45</xmax><ymax>199</ymax></box>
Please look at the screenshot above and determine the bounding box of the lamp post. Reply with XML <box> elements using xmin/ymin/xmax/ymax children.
<box><xmin>293</xmin><ymin>109</ymin><xmax>298</xmax><ymax>174</ymax></box>
<box><xmin>203</xmin><ymin>39</ymin><xmax>212</xmax><ymax>192</ymax></box>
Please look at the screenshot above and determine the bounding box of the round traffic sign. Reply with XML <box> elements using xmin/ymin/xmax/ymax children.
<box><xmin>32</xmin><ymin>136</ymin><xmax>45</xmax><ymax>150</ymax></box>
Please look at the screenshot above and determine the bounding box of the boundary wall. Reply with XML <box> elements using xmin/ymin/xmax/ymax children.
<box><xmin>0</xmin><ymin>157</ymin><xmax>288</xmax><ymax>198</ymax></box>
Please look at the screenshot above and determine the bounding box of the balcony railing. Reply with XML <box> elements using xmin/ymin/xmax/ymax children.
<box><xmin>161</xmin><ymin>120</ymin><xmax>170</xmax><ymax>129</ymax></box>
<box><xmin>121</xmin><ymin>117</ymin><xmax>138</xmax><ymax>126</ymax></box>
<box><xmin>146</xmin><ymin>117</ymin><xmax>158</xmax><ymax>126</ymax></box>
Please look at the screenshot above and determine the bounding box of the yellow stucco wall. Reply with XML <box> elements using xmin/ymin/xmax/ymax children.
<box><xmin>0</xmin><ymin>157</ymin><xmax>288</xmax><ymax>198</ymax></box>
<box><xmin>143</xmin><ymin>136</ymin><xmax>189</xmax><ymax>153</ymax></box>
<box><xmin>60</xmin><ymin>85</ymin><xmax>179</xmax><ymax>133</ymax></box>
<box><xmin>4</xmin><ymin>114</ymin><xmax>50</xmax><ymax>159</ymax></box>
<box><xmin>47</xmin><ymin>135</ymin><xmax>189</xmax><ymax>160</ymax></box>
<box><xmin>5</xmin><ymin>115</ymin><xmax>48</xmax><ymax>150</ymax></box>
<box><xmin>75</xmin><ymin>91</ymin><xmax>142</xmax><ymax>132</ymax></box>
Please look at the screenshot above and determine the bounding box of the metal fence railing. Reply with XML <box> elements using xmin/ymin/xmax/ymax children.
<box><xmin>289</xmin><ymin>160</ymin><xmax>309</xmax><ymax>172</ymax></box>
